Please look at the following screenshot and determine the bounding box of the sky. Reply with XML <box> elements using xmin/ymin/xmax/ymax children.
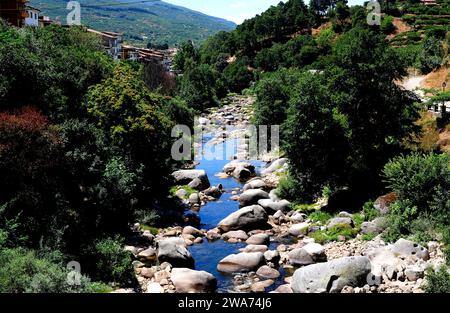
<box><xmin>163</xmin><ymin>0</ymin><xmax>366</xmax><ymax>24</ymax></box>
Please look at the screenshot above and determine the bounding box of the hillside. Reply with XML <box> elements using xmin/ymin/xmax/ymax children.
<box><xmin>29</xmin><ymin>0</ymin><xmax>236</xmax><ymax>46</ymax></box>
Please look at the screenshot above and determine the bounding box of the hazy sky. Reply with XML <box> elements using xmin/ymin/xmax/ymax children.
<box><xmin>163</xmin><ymin>0</ymin><xmax>366</xmax><ymax>24</ymax></box>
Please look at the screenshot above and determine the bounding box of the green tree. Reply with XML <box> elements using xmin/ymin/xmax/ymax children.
<box><xmin>179</xmin><ymin>64</ymin><xmax>219</xmax><ymax>111</ymax></box>
<box><xmin>223</xmin><ymin>58</ymin><xmax>254</xmax><ymax>93</ymax></box>
<box><xmin>173</xmin><ymin>40</ymin><xmax>199</xmax><ymax>72</ymax></box>
<box><xmin>418</xmin><ymin>37</ymin><xmax>444</xmax><ymax>74</ymax></box>
<box><xmin>281</xmin><ymin>28</ymin><xmax>420</xmax><ymax>202</ymax></box>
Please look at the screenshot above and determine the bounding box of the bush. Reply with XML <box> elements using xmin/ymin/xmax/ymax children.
<box><xmin>0</xmin><ymin>247</ymin><xmax>109</xmax><ymax>293</ymax></box>
<box><xmin>310</xmin><ymin>224</ymin><xmax>358</xmax><ymax>244</ymax></box>
<box><xmin>383</xmin><ymin>153</ymin><xmax>450</xmax><ymax>222</ymax></box>
<box><xmin>363</xmin><ymin>201</ymin><xmax>380</xmax><ymax>221</ymax></box>
<box><xmin>308</xmin><ymin>211</ymin><xmax>332</xmax><ymax>224</ymax></box>
<box><xmin>178</xmin><ymin>64</ymin><xmax>219</xmax><ymax>111</ymax></box>
<box><xmin>83</xmin><ymin>236</ymin><xmax>136</xmax><ymax>286</ymax></box>
<box><xmin>423</xmin><ymin>266</ymin><xmax>450</xmax><ymax>293</ymax></box>
<box><xmin>381</xmin><ymin>15</ymin><xmax>396</xmax><ymax>34</ymax></box>
<box><xmin>382</xmin><ymin>153</ymin><xmax>450</xmax><ymax>242</ymax></box>
<box><xmin>276</xmin><ymin>174</ymin><xmax>302</xmax><ymax>201</ymax></box>
<box><xmin>418</xmin><ymin>36</ymin><xmax>444</xmax><ymax>74</ymax></box>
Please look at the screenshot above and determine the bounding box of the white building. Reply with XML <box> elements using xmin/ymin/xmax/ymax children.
<box><xmin>87</xmin><ymin>29</ymin><xmax>123</xmax><ymax>60</ymax></box>
<box><xmin>24</xmin><ymin>5</ymin><xmax>40</xmax><ymax>27</ymax></box>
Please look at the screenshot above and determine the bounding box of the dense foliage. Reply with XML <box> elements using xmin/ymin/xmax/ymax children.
<box><xmin>279</xmin><ymin>28</ymin><xmax>420</xmax><ymax>204</ymax></box>
<box><xmin>382</xmin><ymin>153</ymin><xmax>450</xmax><ymax>244</ymax></box>
<box><xmin>0</xmin><ymin>23</ymin><xmax>191</xmax><ymax>291</ymax></box>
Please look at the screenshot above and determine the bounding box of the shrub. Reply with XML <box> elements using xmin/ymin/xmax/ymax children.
<box><xmin>382</xmin><ymin>153</ymin><xmax>450</xmax><ymax>242</ymax></box>
<box><xmin>363</xmin><ymin>201</ymin><xmax>380</xmax><ymax>221</ymax></box>
<box><xmin>423</xmin><ymin>266</ymin><xmax>450</xmax><ymax>293</ymax></box>
<box><xmin>383</xmin><ymin>153</ymin><xmax>450</xmax><ymax>222</ymax></box>
<box><xmin>381</xmin><ymin>15</ymin><xmax>396</xmax><ymax>34</ymax></box>
<box><xmin>308</xmin><ymin>211</ymin><xmax>332</xmax><ymax>224</ymax></box>
<box><xmin>418</xmin><ymin>36</ymin><xmax>444</xmax><ymax>74</ymax></box>
<box><xmin>0</xmin><ymin>247</ymin><xmax>109</xmax><ymax>293</ymax></box>
<box><xmin>276</xmin><ymin>174</ymin><xmax>302</xmax><ymax>201</ymax></box>
<box><xmin>310</xmin><ymin>224</ymin><xmax>358</xmax><ymax>244</ymax></box>
<box><xmin>84</xmin><ymin>236</ymin><xmax>136</xmax><ymax>286</ymax></box>
<box><xmin>361</xmin><ymin>233</ymin><xmax>377</xmax><ymax>241</ymax></box>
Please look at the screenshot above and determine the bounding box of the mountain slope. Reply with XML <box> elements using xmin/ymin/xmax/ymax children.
<box><xmin>29</xmin><ymin>0</ymin><xmax>236</xmax><ymax>46</ymax></box>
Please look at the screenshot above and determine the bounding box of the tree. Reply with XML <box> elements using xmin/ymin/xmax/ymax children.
<box><xmin>418</xmin><ymin>36</ymin><xmax>444</xmax><ymax>74</ymax></box>
<box><xmin>282</xmin><ymin>73</ymin><xmax>349</xmax><ymax>202</ymax></box>
<box><xmin>381</xmin><ymin>15</ymin><xmax>396</xmax><ymax>34</ymax></box>
<box><xmin>281</xmin><ymin>28</ymin><xmax>421</xmax><ymax>203</ymax></box>
<box><xmin>173</xmin><ymin>40</ymin><xmax>199</xmax><ymax>72</ymax></box>
<box><xmin>179</xmin><ymin>64</ymin><xmax>219</xmax><ymax>111</ymax></box>
<box><xmin>253</xmin><ymin>69</ymin><xmax>305</xmax><ymax>128</ymax></box>
<box><xmin>223</xmin><ymin>58</ymin><xmax>253</xmax><ymax>93</ymax></box>
<box><xmin>331</xmin><ymin>0</ymin><xmax>351</xmax><ymax>33</ymax></box>
<box><xmin>142</xmin><ymin>60</ymin><xmax>176</xmax><ymax>95</ymax></box>
<box><xmin>0</xmin><ymin>25</ymin><xmax>112</xmax><ymax>122</ymax></box>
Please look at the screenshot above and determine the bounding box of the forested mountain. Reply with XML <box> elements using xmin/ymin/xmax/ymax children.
<box><xmin>29</xmin><ymin>0</ymin><xmax>236</xmax><ymax>46</ymax></box>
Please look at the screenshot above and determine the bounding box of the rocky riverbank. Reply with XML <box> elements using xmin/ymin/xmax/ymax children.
<box><xmin>116</xmin><ymin>95</ymin><xmax>447</xmax><ymax>294</ymax></box>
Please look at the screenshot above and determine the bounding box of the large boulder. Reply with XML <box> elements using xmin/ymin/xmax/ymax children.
<box><xmin>326</xmin><ymin>217</ymin><xmax>354</xmax><ymax>229</ymax></box>
<box><xmin>217</xmin><ymin>252</ymin><xmax>265</xmax><ymax>273</ymax></box>
<box><xmin>137</xmin><ymin>247</ymin><xmax>157</xmax><ymax>264</ymax></box>
<box><xmin>239</xmin><ymin>189</ymin><xmax>269</xmax><ymax>207</ymax></box>
<box><xmin>218</xmin><ymin>205</ymin><xmax>269</xmax><ymax>232</ymax></box>
<box><xmin>241</xmin><ymin>245</ymin><xmax>268</xmax><ymax>253</ymax></box>
<box><xmin>171</xmin><ymin>268</ymin><xmax>217</xmax><ymax>293</ymax></box>
<box><xmin>373</xmin><ymin>192</ymin><xmax>397</xmax><ymax>215</ymax></box>
<box><xmin>223</xmin><ymin>161</ymin><xmax>255</xmax><ymax>180</ymax></box>
<box><xmin>361</xmin><ymin>221</ymin><xmax>383</xmax><ymax>235</ymax></box>
<box><xmin>264</xmin><ymin>250</ymin><xmax>280</xmax><ymax>263</ymax></box>
<box><xmin>172</xmin><ymin>169</ymin><xmax>210</xmax><ymax>190</ymax></box>
<box><xmin>222</xmin><ymin>230</ymin><xmax>249</xmax><ymax>241</ymax></box>
<box><xmin>182</xmin><ymin>226</ymin><xmax>203</xmax><ymax>237</ymax></box>
<box><xmin>157</xmin><ymin>238</ymin><xmax>195</xmax><ymax>268</ymax></box>
<box><xmin>246</xmin><ymin>233</ymin><xmax>270</xmax><ymax>245</ymax></box>
<box><xmin>288</xmin><ymin>223</ymin><xmax>310</xmax><ymax>237</ymax></box>
<box><xmin>203</xmin><ymin>185</ymin><xmax>223</xmax><ymax>198</ymax></box>
<box><xmin>390</xmin><ymin>238</ymin><xmax>429</xmax><ymax>260</ymax></box>
<box><xmin>257</xmin><ymin>199</ymin><xmax>291</xmax><ymax>214</ymax></box>
<box><xmin>261</xmin><ymin>158</ymin><xmax>288</xmax><ymax>175</ymax></box>
<box><xmin>243</xmin><ymin>179</ymin><xmax>266</xmax><ymax>191</ymax></box>
<box><xmin>302</xmin><ymin>243</ymin><xmax>327</xmax><ymax>262</ymax></box>
<box><xmin>288</xmin><ymin>248</ymin><xmax>315</xmax><ymax>266</ymax></box>
<box><xmin>291</xmin><ymin>256</ymin><xmax>371</xmax><ymax>293</ymax></box>
<box><xmin>256</xmin><ymin>265</ymin><xmax>280</xmax><ymax>280</ymax></box>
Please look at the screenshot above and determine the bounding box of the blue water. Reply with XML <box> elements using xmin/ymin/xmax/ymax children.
<box><xmin>187</xmin><ymin>137</ymin><xmax>285</xmax><ymax>292</ymax></box>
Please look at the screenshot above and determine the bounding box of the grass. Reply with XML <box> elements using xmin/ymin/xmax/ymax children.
<box><xmin>363</xmin><ymin>200</ymin><xmax>380</xmax><ymax>221</ymax></box>
<box><xmin>423</xmin><ymin>266</ymin><xmax>450</xmax><ymax>293</ymax></box>
<box><xmin>309</xmin><ymin>224</ymin><xmax>358</xmax><ymax>244</ymax></box>
<box><xmin>140</xmin><ymin>225</ymin><xmax>159</xmax><ymax>236</ymax></box>
<box><xmin>293</xmin><ymin>203</ymin><xmax>320</xmax><ymax>213</ymax></box>
<box><xmin>361</xmin><ymin>233</ymin><xmax>377</xmax><ymax>241</ymax></box>
<box><xmin>308</xmin><ymin>211</ymin><xmax>332</xmax><ymax>224</ymax></box>
<box><xmin>169</xmin><ymin>185</ymin><xmax>197</xmax><ymax>198</ymax></box>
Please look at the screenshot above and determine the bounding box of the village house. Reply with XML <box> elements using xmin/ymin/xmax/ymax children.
<box><xmin>87</xmin><ymin>28</ymin><xmax>123</xmax><ymax>60</ymax></box>
<box><xmin>24</xmin><ymin>5</ymin><xmax>40</xmax><ymax>27</ymax></box>
<box><xmin>0</xmin><ymin>0</ymin><xmax>28</xmax><ymax>27</ymax></box>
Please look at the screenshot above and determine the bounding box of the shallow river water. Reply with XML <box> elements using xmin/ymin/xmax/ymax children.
<box><xmin>187</xmin><ymin>135</ymin><xmax>288</xmax><ymax>292</ymax></box>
